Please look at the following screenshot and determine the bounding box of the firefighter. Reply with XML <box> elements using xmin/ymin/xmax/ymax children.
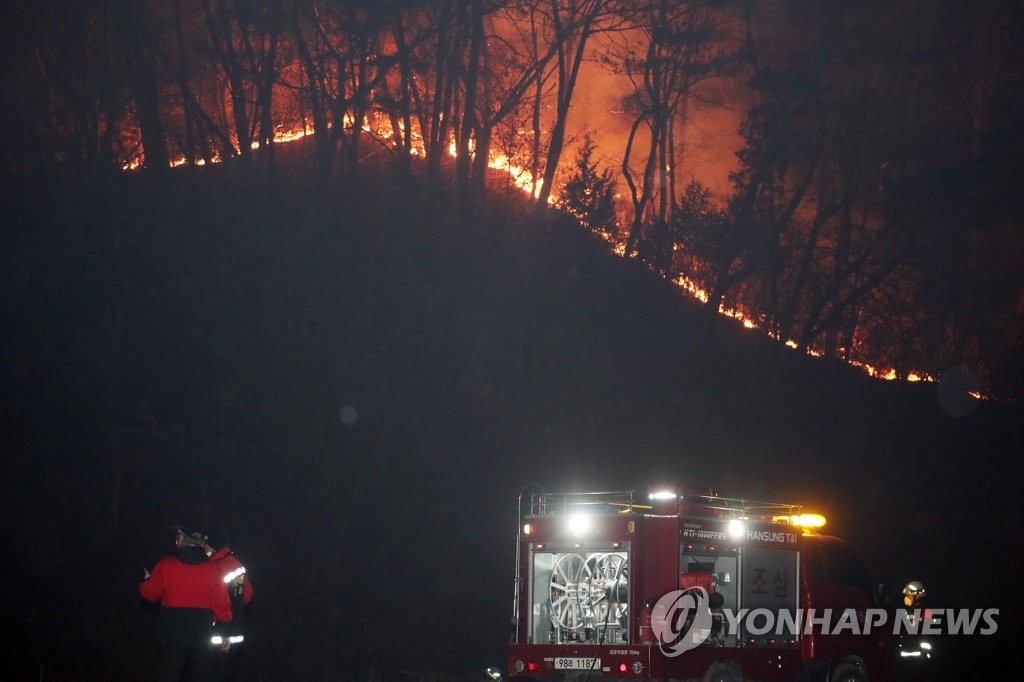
<box><xmin>902</xmin><ymin>580</ymin><xmax>926</xmax><ymax>608</ymax></box>
<box><xmin>140</xmin><ymin>522</ymin><xmax>233</xmax><ymax>682</ymax></box>
<box><xmin>202</xmin><ymin>527</ymin><xmax>252</xmax><ymax>682</ymax></box>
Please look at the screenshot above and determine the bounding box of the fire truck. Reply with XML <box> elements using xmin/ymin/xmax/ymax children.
<box><xmin>507</xmin><ymin>486</ymin><xmax>893</xmax><ymax>682</ymax></box>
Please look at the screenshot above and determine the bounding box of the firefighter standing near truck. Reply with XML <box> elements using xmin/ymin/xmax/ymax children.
<box><xmin>202</xmin><ymin>527</ymin><xmax>252</xmax><ymax>682</ymax></box>
<box><xmin>140</xmin><ymin>522</ymin><xmax>233</xmax><ymax>682</ymax></box>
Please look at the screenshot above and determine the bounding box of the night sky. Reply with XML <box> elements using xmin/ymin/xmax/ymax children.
<box><xmin>1</xmin><ymin>1</ymin><xmax>1022</xmax><ymax>680</ymax></box>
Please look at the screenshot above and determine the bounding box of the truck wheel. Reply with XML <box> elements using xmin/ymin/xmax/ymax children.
<box><xmin>702</xmin><ymin>660</ymin><xmax>743</xmax><ymax>682</ymax></box>
<box><xmin>830</xmin><ymin>662</ymin><xmax>868</xmax><ymax>682</ymax></box>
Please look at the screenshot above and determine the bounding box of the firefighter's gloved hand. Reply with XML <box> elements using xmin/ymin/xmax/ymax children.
<box><xmin>219</xmin><ymin>641</ymin><xmax>231</xmax><ymax>653</ymax></box>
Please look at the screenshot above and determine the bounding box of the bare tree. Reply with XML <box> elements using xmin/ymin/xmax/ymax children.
<box><xmin>110</xmin><ymin>0</ymin><xmax>172</xmax><ymax>172</ymax></box>
<box><xmin>608</xmin><ymin>0</ymin><xmax>731</xmax><ymax>257</ymax></box>
<box><xmin>532</xmin><ymin>0</ymin><xmax>616</xmax><ymax>215</ymax></box>
<box><xmin>288</xmin><ymin>0</ymin><xmax>392</xmax><ymax>186</ymax></box>
<box><xmin>15</xmin><ymin>1</ymin><xmax>135</xmax><ymax>172</ymax></box>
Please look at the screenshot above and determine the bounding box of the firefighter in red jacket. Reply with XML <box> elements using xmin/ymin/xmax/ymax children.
<box><xmin>140</xmin><ymin>522</ymin><xmax>232</xmax><ymax>682</ymax></box>
<box><xmin>202</xmin><ymin>527</ymin><xmax>252</xmax><ymax>682</ymax></box>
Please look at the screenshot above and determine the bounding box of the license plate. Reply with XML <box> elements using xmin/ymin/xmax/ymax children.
<box><xmin>554</xmin><ymin>657</ymin><xmax>600</xmax><ymax>670</ymax></box>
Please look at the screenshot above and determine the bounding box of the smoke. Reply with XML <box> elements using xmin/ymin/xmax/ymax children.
<box><xmin>552</xmin><ymin>34</ymin><xmax>747</xmax><ymax>204</ymax></box>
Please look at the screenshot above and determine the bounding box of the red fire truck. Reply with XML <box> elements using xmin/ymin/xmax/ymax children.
<box><xmin>507</xmin><ymin>487</ymin><xmax>893</xmax><ymax>681</ymax></box>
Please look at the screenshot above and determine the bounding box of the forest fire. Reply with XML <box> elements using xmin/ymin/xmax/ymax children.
<box><xmin>119</xmin><ymin>81</ymin><xmax>945</xmax><ymax>396</ymax></box>
<box><xmin>129</xmin><ymin>109</ymin><xmax>943</xmax><ymax>387</ymax></box>
<box><xmin>669</xmin><ymin>274</ymin><xmax>939</xmax><ymax>386</ymax></box>
<box><xmin>19</xmin><ymin>0</ymin><xmax>1015</xmax><ymax>399</ymax></box>
<box><xmin>127</xmin><ymin>116</ymin><xmax>554</xmax><ymax>203</ymax></box>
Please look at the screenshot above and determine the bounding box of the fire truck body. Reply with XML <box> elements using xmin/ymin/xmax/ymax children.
<box><xmin>508</xmin><ymin>489</ymin><xmax>890</xmax><ymax>681</ymax></box>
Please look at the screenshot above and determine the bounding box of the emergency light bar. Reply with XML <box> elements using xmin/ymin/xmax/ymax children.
<box><xmin>772</xmin><ymin>513</ymin><xmax>827</xmax><ymax>529</ymax></box>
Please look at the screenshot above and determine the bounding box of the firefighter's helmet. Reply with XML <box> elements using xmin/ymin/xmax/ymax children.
<box><xmin>902</xmin><ymin>580</ymin><xmax>925</xmax><ymax>607</ymax></box>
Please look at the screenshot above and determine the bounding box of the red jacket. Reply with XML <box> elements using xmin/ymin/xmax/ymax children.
<box><xmin>209</xmin><ymin>546</ymin><xmax>252</xmax><ymax>642</ymax></box>
<box><xmin>140</xmin><ymin>550</ymin><xmax>233</xmax><ymax>624</ymax></box>
<box><xmin>210</xmin><ymin>547</ymin><xmax>253</xmax><ymax>605</ymax></box>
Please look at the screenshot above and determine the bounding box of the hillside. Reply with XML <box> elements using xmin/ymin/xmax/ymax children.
<box><xmin>1</xmin><ymin>161</ymin><xmax>1020</xmax><ymax>680</ymax></box>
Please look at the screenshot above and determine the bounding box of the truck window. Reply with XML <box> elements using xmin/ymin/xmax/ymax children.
<box><xmin>820</xmin><ymin>542</ymin><xmax>873</xmax><ymax>603</ymax></box>
<box><xmin>805</xmin><ymin>543</ymin><xmax>825</xmax><ymax>584</ymax></box>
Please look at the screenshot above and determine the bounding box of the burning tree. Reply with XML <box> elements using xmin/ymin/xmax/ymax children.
<box><xmin>605</xmin><ymin>0</ymin><xmax>738</xmax><ymax>257</ymax></box>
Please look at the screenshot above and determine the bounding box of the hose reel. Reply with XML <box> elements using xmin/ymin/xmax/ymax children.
<box><xmin>549</xmin><ymin>552</ymin><xmax>629</xmax><ymax>632</ymax></box>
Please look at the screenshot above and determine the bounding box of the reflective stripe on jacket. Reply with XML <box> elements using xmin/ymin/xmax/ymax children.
<box><xmin>209</xmin><ymin>546</ymin><xmax>251</xmax><ymax>642</ymax></box>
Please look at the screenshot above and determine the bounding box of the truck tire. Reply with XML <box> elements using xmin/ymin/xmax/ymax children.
<box><xmin>830</xmin><ymin>661</ymin><xmax>868</xmax><ymax>682</ymax></box>
<box><xmin>702</xmin><ymin>660</ymin><xmax>743</xmax><ymax>682</ymax></box>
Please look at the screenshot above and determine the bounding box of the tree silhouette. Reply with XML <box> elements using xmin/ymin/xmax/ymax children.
<box><xmin>558</xmin><ymin>133</ymin><xmax>618</xmax><ymax>237</ymax></box>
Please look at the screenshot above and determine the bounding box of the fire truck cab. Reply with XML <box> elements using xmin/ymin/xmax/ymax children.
<box><xmin>508</xmin><ymin>487</ymin><xmax>891</xmax><ymax>682</ymax></box>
